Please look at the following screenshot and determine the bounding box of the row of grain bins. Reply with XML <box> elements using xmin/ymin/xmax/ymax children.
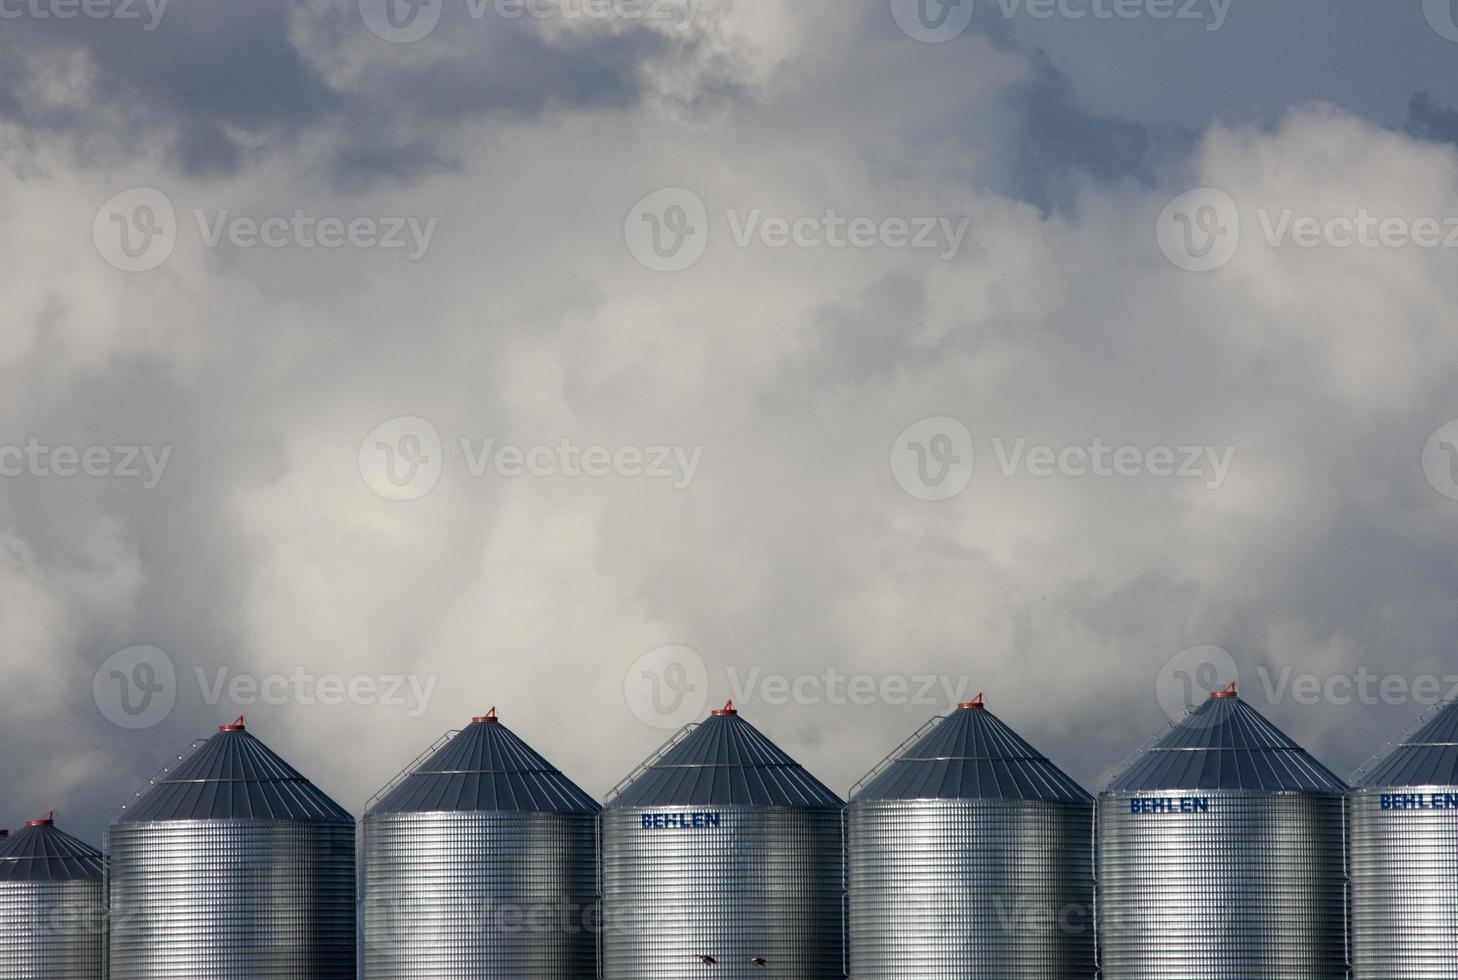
<box><xmin>2</xmin><ymin>690</ymin><xmax>1457</xmax><ymax>978</ymax></box>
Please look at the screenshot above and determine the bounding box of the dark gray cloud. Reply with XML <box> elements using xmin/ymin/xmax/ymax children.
<box><xmin>3</xmin><ymin>1</ymin><xmax>1458</xmax><ymax>851</ymax></box>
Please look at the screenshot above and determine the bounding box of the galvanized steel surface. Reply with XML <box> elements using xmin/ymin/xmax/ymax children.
<box><xmin>848</xmin><ymin>798</ymin><xmax>1094</xmax><ymax>980</ymax></box>
<box><xmin>108</xmin><ymin>819</ymin><xmax>356</xmax><ymax>979</ymax></box>
<box><xmin>361</xmin><ymin>810</ymin><xmax>598</xmax><ymax>979</ymax></box>
<box><xmin>601</xmin><ymin>805</ymin><xmax>844</xmax><ymax>980</ymax></box>
<box><xmin>1349</xmin><ymin>788</ymin><xmax>1458</xmax><ymax>978</ymax></box>
<box><xmin>0</xmin><ymin>879</ymin><xmax>105</xmax><ymax>979</ymax></box>
<box><xmin>1097</xmin><ymin>790</ymin><xmax>1348</xmax><ymax>980</ymax></box>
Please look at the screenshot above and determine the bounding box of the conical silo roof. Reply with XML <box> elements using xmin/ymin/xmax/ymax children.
<box><xmin>1105</xmin><ymin>685</ymin><xmax>1347</xmax><ymax>794</ymax></box>
<box><xmin>1358</xmin><ymin>698</ymin><xmax>1458</xmax><ymax>788</ymax></box>
<box><xmin>0</xmin><ymin>813</ymin><xmax>105</xmax><ymax>882</ymax></box>
<box><xmin>115</xmin><ymin>717</ymin><xmax>352</xmax><ymax>823</ymax></box>
<box><xmin>853</xmin><ymin>694</ymin><xmax>1092</xmax><ymax>803</ymax></box>
<box><xmin>607</xmin><ymin>701</ymin><xmax>843</xmax><ymax>810</ymax></box>
<box><xmin>368</xmin><ymin>708</ymin><xmax>600</xmax><ymax>815</ymax></box>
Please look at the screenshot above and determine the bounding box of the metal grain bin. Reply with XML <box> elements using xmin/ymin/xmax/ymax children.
<box><xmin>1097</xmin><ymin>684</ymin><xmax>1348</xmax><ymax>980</ymax></box>
<box><xmin>847</xmin><ymin>693</ymin><xmax>1095</xmax><ymax>980</ymax></box>
<box><xmin>108</xmin><ymin>716</ymin><xmax>356</xmax><ymax>979</ymax></box>
<box><xmin>602</xmin><ymin>700</ymin><xmax>844</xmax><ymax>980</ymax></box>
<box><xmin>1350</xmin><ymin>698</ymin><xmax>1458</xmax><ymax>979</ymax></box>
<box><xmin>0</xmin><ymin>813</ymin><xmax>105</xmax><ymax>979</ymax></box>
<box><xmin>361</xmin><ymin>707</ymin><xmax>600</xmax><ymax>979</ymax></box>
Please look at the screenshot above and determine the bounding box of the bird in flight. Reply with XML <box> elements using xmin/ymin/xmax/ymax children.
<box><xmin>746</xmin><ymin>956</ymin><xmax>768</xmax><ymax>968</ymax></box>
<box><xmin>696</xmin><ymin>954</ymin><xmax>718</xmax><ymax>965</ymax></box>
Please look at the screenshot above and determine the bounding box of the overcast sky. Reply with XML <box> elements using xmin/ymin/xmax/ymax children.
<box><xmin>4</xmin><ymin>0</ymin><xmax>1458</xmax><ymax>845</ymax></box>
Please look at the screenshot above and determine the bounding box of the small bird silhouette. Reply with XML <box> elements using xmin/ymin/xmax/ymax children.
<box><xmin>696</xmin><ymin>954</ymin><xmax>718</xmax><ymax>965</ymax></box>
<box><xmin>745</xmin><ymin>956</ymin><xmax>768</xmax><ymax>968</ymax></box>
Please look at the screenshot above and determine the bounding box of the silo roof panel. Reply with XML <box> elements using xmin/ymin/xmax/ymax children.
<box><xmin>853</xmin><ymin>702</ymin><xmax>1092</xmax><ymax>803</ymax></box>
<box><xmin>607</xmin><ymin>710</ymin><xmax>843</xmax><ymax>810</ymax></box>
<box><xmin>1105</xmin><ymin>694</ymin><xmax>1347</xmax><ymax>794</ymax></box>
<box><xmin>0</xmin><ymin>821</ymin><xmax>105</xmax><ymax>882</ymax></box>
<box><xmin>115</xmin><ymin>727</ymin><xmax>353</xmax><ymax>823</ymax></box>
<box><xmin>1359</xmin><ymin>699</ymin><xmax>1458</xmax><ymax>788</ymax></box>
<box><xmin>368</xmin><ymin>716</ymin><xmax>599</xmax><ymax>815</ymax></box>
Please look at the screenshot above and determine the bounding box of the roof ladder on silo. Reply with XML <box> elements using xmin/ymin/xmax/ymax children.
<box><xmin>847</xmin><ymin>713</ymin><xmax>945</xmax><ymax>799</ymax></box>
<box><xmin>364</xmin><ymin>728</ymin><xmax>462</xmax><ymax>811</ymax></box>
<box><xmin>603</xmin><ymin>722</ymin><xmax>700</xmax><ymax>805</ymax></box>
<box><xmin>1348</xmin><ymin>696</ymin><xmax>1455</xmax><ymax>785</ymax></box>
<box><xmin>110</xmin><ymin>736</ymin><xmax>211</xmax><ymax>821</ymax></box>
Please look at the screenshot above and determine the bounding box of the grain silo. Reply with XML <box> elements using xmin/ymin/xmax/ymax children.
<box><xmin>601</xmin><ymin>701</ymin><xmax>844</xmax><ymax>979</ymax></box>
<box><xmin>108</xmin><ymin>716</ymin><xmax>356</xmax><ymax>979</ymax></box>
<box><xmin>847</xmin><ymin>694</ymin><xmax>1095</xmax><ymax>979</ymax></box>
<box><xmin>0</xmin><ymin>813</ymin><xmax>105</xmax><ymax>979</ymax></box>
<box><xmin>360</xmin><ymin>707</ymin><xmax>600</xmax><ymax>978</ymax></box>
<box><xmin>1097</xmin><ymin>684</ymin><xmax>1348</xmax><ymax>980</ymax></box>
<box><xmin>1350</xmin><ymin>697</ymin><xmax>1458</xmax><ymax>979</ymax></box>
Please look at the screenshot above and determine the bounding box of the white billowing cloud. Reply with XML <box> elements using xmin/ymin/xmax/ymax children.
<box><xmin>1</xmin><ymin>7</ymin><xmax>1457</xmax><ymax>839</ymax></box>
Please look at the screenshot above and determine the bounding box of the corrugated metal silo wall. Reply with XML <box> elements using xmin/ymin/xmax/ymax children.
<box><xmin>360</xmin><ymin>810</ymin><xmax>599</xmax><ymax>979</ymax></box>
<box><xmin>0</xmin><ymin>879</ymin><xmax>105</xmax><ymax>979</ymax></box>
<box><xmin>1349</xmin><ymin>786</ymin><xmax>1458</xmax><ymax>979</ymax></box>
<box><xmin>602</xmin><ymin>805</ymin><xmax>844</xmax><ymax>980</ymax></box>
<box><xmin>1096</xmin><ymin>790</ymin><xmax>1347</xmax><ymax>980</ymax></box>
<box><xmin>107</xmin><ymin>819</ymin><xmax>356</xmax><ymax>979</ymax></box>
<box><xmin>847</xmin><ymin>798</ymin><xmax>1095</xmax><ymax>979</ymax></box>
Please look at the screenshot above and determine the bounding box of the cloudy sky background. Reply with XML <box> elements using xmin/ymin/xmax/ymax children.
<box><xmin>4</xmin><ymin>0</ymin><xmax>1458</xmax><ymax>844</ymax></box>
